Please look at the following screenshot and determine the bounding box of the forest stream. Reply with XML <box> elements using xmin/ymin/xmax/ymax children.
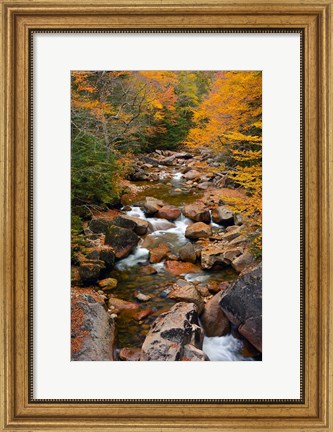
<box><xmin>72</xmin><ymin>151</ymin><xmax>262</xmax><ymax>361</ymax></box>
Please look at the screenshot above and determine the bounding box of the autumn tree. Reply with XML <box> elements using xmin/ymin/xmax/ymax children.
<box><xmin>186</xmin><ymin>71</ymin><xmax>262</xmax><ymax>252</ymax></box>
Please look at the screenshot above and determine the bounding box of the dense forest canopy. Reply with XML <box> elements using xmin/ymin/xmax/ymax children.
<box><xmin>71</xmin><ymin>70</ymin><xmax>262</xmax><ymax>251</ymax></box>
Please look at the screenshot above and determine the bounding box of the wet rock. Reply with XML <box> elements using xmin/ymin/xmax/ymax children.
<box><xmin>108</xmin><ymin>296</ymin><xmax>139</xmax><ymax>311</ymax></box>
<box><xmin>134</xmin><ymin>308</ymin><xmax>154</xmax><ymax>321</ymax></box>
<box><xmin>134</xmin><ymin>292</ymin><xmax>152</xmax><ymax>302</ymax></box>
<box><xmin>112</xmin><ymin>214</ymin><xmax>148</xmax><ymax>235</ymax></box>
<box><xmin>185</xmin><ymin>222</ymin><xmax>212</xmax><ymax>240</ymax></box>
<box><xmin>71</xmin><ymin>290</ymin><xmax>115</xmax><ymax>361</ymax></box>
<box><xmin>139</xmin><ymin>265</ymin><xmax>158</xmax><ymax>275</ymax></box>
<box><xmin>140</xmin><ymin>302</ymin><xmax>204</xmax><ymax>361</ymax></box>
<box><xmin>156</xmin><ymin>205</ymin><xmax>181</xmax><ymax>221</ymax></box>
<box><xmin>231</xmin><ymin>251</ymin><xmax>255</xmax><ymax>273</ymax></box>
<box><xmin>79</xmin><ymin>261</ymin><xmax>104</xmax><ymax>284</ymax></box>
<box><xmin>211</xmin><ymin>206</ymin><xmax>234</xmax><ymax>226</ymax></box>
<box><xmin>178</xmin><ymin>242</ymin><xmax>197</xmax><ymax>263</ymax></box>
<box><xmin>182</xmin><ymin>201</ymin><xmax>211</xmax><ymax>223</ymax></box>
<box><xmin>173</xmin><ymin>152</ymin><xmax>193</xmax><ymax>159</ymax></box>
<box><xmin>98</xmin><ymin>278</ymin><xmax>118</xmax><ymax>291</ymax></box>
<box><xmin>104</xmin><ymin>225</ymin><xmax>139</xmax><ymax>259</ymax></box>
<box><xmin>119</xmin><ymin>347</ymin><xmax>141</xmax><ymax>361</ymax></box>
<box><xmin>168</xmin><ymin>283</ymin><xmax>205</xmax><ymax>314</ymax></box>
<box><xmin>219</xmin><ymin>264</ymin><xmax>262</xmax><ymax>351</ymax></box>
<box><xmin>182</xmin><ymin>344</ymin><xmax>208</xmax><ymax>361</ymax></box>
<box><xmin>147</xmin><ymin>219</ymin><xmax>176</xmax><ymax>233</ymax></box>
<box><xmin>201</xmin><ymin>291</ymin><xmax>230</xmax><ymax>337</ymax></box>
<box><xmin>183</xmin><ymin>169</ymin><xmax>201</xmax><ymax>180</ymax></box>
<box><xmin>149</xmin><ymin>242</ymin><xmax>170</xmax><ymax>263</ymax></box>
<box><xmin>165</xmin><ymin>260</ymin><xmax>201</xmax><ymax>276</ymax></box>
<box><xmin>143</xmin><ymin>197</ymin><xmax>164</xmax><ymax>215</ymax></box>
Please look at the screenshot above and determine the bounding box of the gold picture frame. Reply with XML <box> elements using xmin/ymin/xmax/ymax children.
<box><xmin>1</xmin><ymin>1</ymin><xmax>332</xmax><ymax>430</ymax></box>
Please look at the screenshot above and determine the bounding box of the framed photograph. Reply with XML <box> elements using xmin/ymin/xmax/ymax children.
<box><xmin>1</xmin><ymin>1</ymin><xmax>332</xmax><ymax>431</ymax></box>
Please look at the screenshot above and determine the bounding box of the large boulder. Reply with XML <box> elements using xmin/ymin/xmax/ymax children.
<box><xmin>140</xmin><ymin>302</ymin><xmax>205</xmax><ymax>361</ymax></box>
<box><xmin>211</xmin><ymin>206</ymin><xmax>234</xmax><ymax>226</ymax></box>
<box><xmin>201</xmin><ymin>291</ymin><xmax>230</xmax><ymax>336</ymax></box>
<box><xmin>156</xmin><ymin>205</ymin><xmax>181</xmax><ymax>221</ymax></box>
<box><xmin>182</xmin><ymin>202</ymin><xmax>211</xmax><ymax>223</ymax></box>
<box><xmin>71</xmin><ymin>290</ymin><xmax>115</xmax><ymax>361</ymax></box>
<box><xmin>185</xmin><ymin>222</ymin><xmax>212</xmax><ymax>240</ymax></box>
<box><xmin>104</xmin><ymin>225</ymin><xmax>139</xmax><ymax>259</ymax></box>
<box><xmin>219</xmin><ymin>264</ymin><xmax>262</xmax><ymax>351</ymax></box>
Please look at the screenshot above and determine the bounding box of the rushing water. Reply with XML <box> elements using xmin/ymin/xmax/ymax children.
<box><xmin>109</xmin><ymin>166</ymin><xmax>256</xmax><ymax>360</ymax></box>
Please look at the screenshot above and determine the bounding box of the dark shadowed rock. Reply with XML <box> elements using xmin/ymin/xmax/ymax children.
<box><xmin>140</xmin><ymin>302</ymin><xmax>205</xmax><ymax>361</ymax></box>
<box><xmin>111</xmin><ymin>214</ymin><xmax>148</xmax><ymax>236</ymax></box>
<box><xmin>201</xmin><ymin>291</ymin><xmax>230</xmax><ymax>337</ymax></box>
<box><xmin>79</xmin><ymin>260</ymin><xmax>104</xmax><ymax>284</ymax></box>
<box><xmin>111</xmin><ymin>215</ymin><xmax>137</xmax><ymax>231</ymax></box>
<box><xmin>89</xmin><ymin>218</ymin><xmax>113</xmax><ymax>234</ymax></box>
<box><xmin>99</xmin><ymin>245</ymin><xmax>116</xmax><ymax>269</ymax></box>
<box><xmin>104</xmin><ymin>225</ymin><xmax>139</xmax><ymax>259</ymax></box>
<box><xmin>211</xmin><ymin>206</ymin><xmax>234</xmax><ymax>226</ymax></box>
<box><xmin>219</xmin><ymin>264</ymin><xmax>262</xmax><ymax>351</ymax></box>
<box><xmin>183</xmin><ymin>202</ymin><xmax>211</xmax><ymax>223</ymax></box>
<box><xmin>71</xmin><ymin>291</ymin><xmax>115</xmax><ymax>361</ymax></box>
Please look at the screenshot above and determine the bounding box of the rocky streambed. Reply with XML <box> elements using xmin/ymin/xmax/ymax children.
<box><xmin>71</xmin><ymin>149</ymin><xmax>262</xmax><ymax>361</ymax></box>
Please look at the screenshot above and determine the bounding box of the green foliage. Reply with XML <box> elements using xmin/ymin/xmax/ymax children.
<box><xmin>71</xmin><ymin>128</ymin><xmax>120</xmax><ymax>216</ymax></box>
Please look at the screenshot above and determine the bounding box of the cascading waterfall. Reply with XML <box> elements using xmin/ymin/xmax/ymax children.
<box><xmin>203</xmin><ymin>334</ymin><xmax>253</xmax><ymax>361</ymax></box>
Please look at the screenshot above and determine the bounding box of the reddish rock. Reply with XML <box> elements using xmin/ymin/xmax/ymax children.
<box><xmin>108</xmin><ymin>296</ymin><xmax>139</xmax><ymax>311</ymax></box>
<box><xmin>201</xmin><ymin>291</ymin><xmax>230</xmax><ymax>337</ymax></box>
<box><xmin>165</xmin><ymin>260</ymin><xmax>201</xmax><ymax>276</ymax></box>
<box><xmin>185</xmin><ymin>222</ymin><xmax>212</xmax><ymax>240</ymax></box>
<box><xmin>139</xmin><ymin>265</ymin><xmax>158</xmax><ymax>275</ymax></box>
<box><xmin>119</xmin><ymin>347</ymin><xmax>141</xmax><ymax>361</ymax></box>
<box><xmin>182</xmin><ymin>202</ymin><xmax>211</xmax><ymax>223</ymax></box>
<box><xmin>134</xmin><ymin>308</ymin><xmax>154</xmax><ymax>321</ymax></box>
<box><xmin>156</xmin><ymin>205</ymin><xmax>181</xmax><ymax>221</ymax></box>
<box><xmin>149</xmin><ymin>243</ymin><xmax>170</xmax><ymax>263</ymax></box>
